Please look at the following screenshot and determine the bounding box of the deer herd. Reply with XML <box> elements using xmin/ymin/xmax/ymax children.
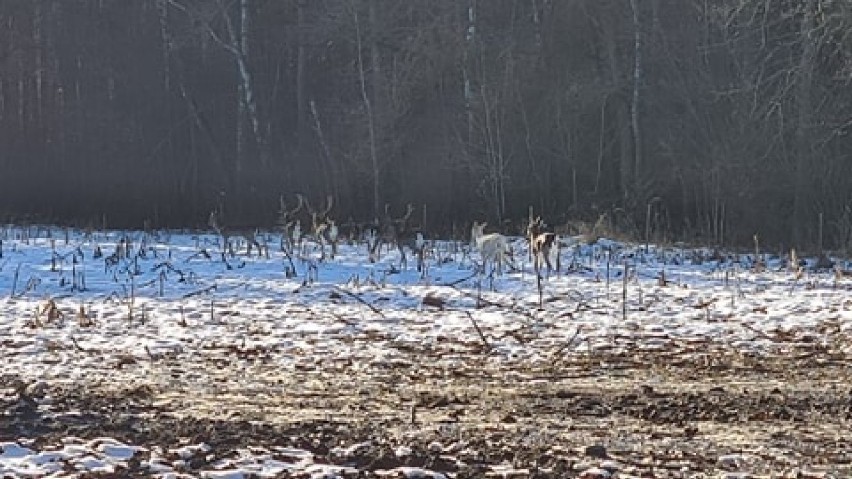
<box><xmin>209</xmin><ymin>195</ymin><xmax>566</xmax><ymax>280</ymax></box>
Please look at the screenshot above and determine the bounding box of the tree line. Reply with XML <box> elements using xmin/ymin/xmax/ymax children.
<box><xmin>1</xmin><ymin>0</ymin><xmax>851</xmax><ymax>252</ymax></box>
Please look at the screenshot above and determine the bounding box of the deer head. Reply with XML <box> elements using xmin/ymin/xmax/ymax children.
<box><xmin>208</xmin><ymin>210</ymin><xmax>221</xmax><ymax>233</ymax></box>
<box><xmin>319</xmin><ymin>195</ymin><xmax>334</xmax><ymax>219</ymax></box>
<box><xmin>397</xmin><ymin>203</ymin><xmax>414</xmax><ymax>228</ymax></box>
<box><xmin>471</xmin><ymin>221</ymin><xmax>487</xmax><ymax>245</ymax></box>
<box><xmin>300</xmin><ymin>194</ymin><xmax>334</xmax><ymax>232</ymax></box>
<box><xmin>278</xmin><ymin>194</ymin><xmax>305</xmax><ymax>226</ymax></box>
<box><xmin>526</xmin><ymin>216</ymin><xmax>545</xmax><ymax>239</ymax></box>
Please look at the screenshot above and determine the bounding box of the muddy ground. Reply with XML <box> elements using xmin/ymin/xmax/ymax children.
<box><xmin>3</xmin><ymin>334</ymin><xmax>851</xmax><ymax>478</ymax></box>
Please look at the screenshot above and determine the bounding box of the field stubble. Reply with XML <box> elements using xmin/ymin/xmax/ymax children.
<box><xmin>4</xmin><ymin>306</ymin><xmax>852</xmax><ymax>477</ymax></box>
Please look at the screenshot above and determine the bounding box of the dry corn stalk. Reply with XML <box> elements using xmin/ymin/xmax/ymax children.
<box><xmin>39</xmin><ymin>298</ymin><xmax>64</xmax><ymax>324</ymax></box>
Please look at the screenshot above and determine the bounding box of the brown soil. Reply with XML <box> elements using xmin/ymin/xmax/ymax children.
<box><xmin>3</xmin><ymin>338</ymin><xmax>851</xmax><ymax>478</ymax></box>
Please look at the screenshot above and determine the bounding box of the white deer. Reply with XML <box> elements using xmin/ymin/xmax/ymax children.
<box><xmin>327</xmin><ymin>220</ymin><xmax>339</xmax><ymax>258</ymax></box>
<box><xmin>470</xmin><ymin>221</ymin><xmax>512</xmax><ymax>275</ymax></box>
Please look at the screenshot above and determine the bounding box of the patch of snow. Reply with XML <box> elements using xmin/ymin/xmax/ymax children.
<box><xmin>375</xmin><ymin>466</ymin><xmax>449</xmax><ymax>478</ymax></box>
<box><xmin>172</xmin><ymin>443</ymin><xmax>212</xmax><ymax>459</ymax></box>
<box><xmin>75</xmin><ymin>454</ymin><xmax>113</xmax><ymax>473</ymax></box>
<box><xmin>394</xmin><ymin>445</ymin><xmax>413</xmax><ymax>457</ymax></box>
<box><xmin>0</xmin><ymin>444</ymin><xmax>35</xmax><ymax>460</ymax></box>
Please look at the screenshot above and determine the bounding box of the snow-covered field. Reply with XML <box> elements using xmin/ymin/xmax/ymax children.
<box><xmin>1</xmin><ymin>225</ymin><xmax>851</xmax><ymax>478</ymax></box>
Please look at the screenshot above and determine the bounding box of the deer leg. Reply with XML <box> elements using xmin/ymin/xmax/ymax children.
<box><xmin>227</xmin><ymin>236</ymin><xmax>235</xmax><ymax>258</ymax></box>
<box><xmin>368</xmin><ymin>237</ymin><xmax>381</xmax><ymax>263</ymax></box>
<box><xmin>525</xmin><ymin>221</ymin><xmax>532</xmax><ymax>263</ymax></box>
<box><xmin>245</xmin><ymin>234</ymin><xmax>260</xmax><ymax>257</ymax></box>
<box><xmin>542</xmin><ymin>245</ymin><xmax>553</xmax><ymax>274</ymax></box>
<box><xmin>554</xmin><ymin>241</ymin><xmax>561</xmax><ymax>273</ymax></box>
<box><xmin>398</xmin><ymin>244</ymin><xmax>407</xmax><ymax>270</ymax></box>
<box><xmin>531</xmin><ymin>242</ymin><xmax>541</xmax><ymax>276</ymax></box>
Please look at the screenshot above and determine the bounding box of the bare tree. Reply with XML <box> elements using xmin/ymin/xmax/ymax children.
<box><xmin>351</xmin><ymin>0</ymin><xmax>382</xmax><ymax>219</ymax></box>
<box><xmin>168</xmin><ymin>0</ymin><xmax>269</xmax><ymax>174</ymax></box>
<box><xmin>629</xmin><ymin>0</ymin><xmax>643</xmax><ymax>198</ymax></box>
<box><xmin>792</xmin><ymin>0</ymin><xmax>817</xmax><ymax>248</ymax></box>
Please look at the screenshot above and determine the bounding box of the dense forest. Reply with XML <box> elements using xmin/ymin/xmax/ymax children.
<box><xmin>1</xmin><ymin>0</ymin><xmax>851</xmax><ymax>251</ymax></box>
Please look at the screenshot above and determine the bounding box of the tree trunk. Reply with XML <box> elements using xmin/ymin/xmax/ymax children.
<box><xmin>309</xmin><ymin>99</ymin><xmax>336</xmax><ymax>198</ymax></box>
<box><xmin>33</xmin><ymin>1</ymin><xmax>43</xmax><ymax>127</ymax></box>
<box><xmin>296</xmin><ymin>0</ymin><xmax>307</xmax><ymax>144</ymax></box>
<box><xmin>463</xmin><ymin>0</ymin><xmax>477</xmax><ymax>146</ymax></box>
<box><xmin>235</xmin><ymin>0</ymin><xmax>249</xmax><ymax>175</ymax></box>
<box><xmin>600</xmin><ymin>13</ymin><xmax>633</xmax><ymax>203</ymax></box>
<box><xmin>157</xmin><ymin>0</ymin><xmax>171</xmax><ymax>91</ymax></box>
<box><xmin>480</xmin><ymin>84</ymin><xmax>507</xmax><ymax>222</ymax></box>
<box><xmin>792</xmin><ymin>0</ymin><xmax>816</xmax><ymax>248</ymax></box>
<box><xmin>368</xmin><ymin>0</ymin><xmax>384</xmax><ymax>134</ymax></box>
<box><xmin>221</xmin><ymin>0</ymin><xmax>267</xmax><ymax>171</ymax></box>
<box><xmin>18</xmin><ymin>56</ymin><xmax>25</xmax><ymax>132</ymax></box>
<box><xmin>629</xmin><ymin>0</ymin><xmax>643</xmax><ymax>197</ymax></box>
<box><xmin>353</xmin><ymin>4</ymin><xmax>381</xmax><ymax>219</ymax></box>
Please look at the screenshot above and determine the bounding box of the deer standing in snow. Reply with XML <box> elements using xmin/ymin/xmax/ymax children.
<box><xmin>208</xmin><ymin>205</ymin><xmax>262</xmax><ymax>257</ymax></box>
<box><xmin>470</xmin><ymin>221</ymin><xmax>512</xmax><ymax>275</ymax></box>
<box><xmin>367</xmin><ymin>203</ymin><xmax>426</xmax><ymax>272</ymax></box>
<box><xmin>298</xmin><ymin>194</ymin><xmax>337</xmax><ymax>260</ymax></box>
<box><xmin>526</xmin><ymin>215</ymin><xmax>560</xmax><ymax>275</ymax></box>
<box><xmin>277</xmin><ymin>194</ymin><xmax>305</xmax><ymax>253</ymax></box>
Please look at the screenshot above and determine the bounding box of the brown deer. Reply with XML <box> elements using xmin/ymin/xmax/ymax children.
<box><xmin>526</xmin><ymin>215</ymin><xmax>560</xmax><ymax>275</ymax></box>
<box><xmin>208</xmin><ymin>207</ymin><xmax>263</xmax><ymax>258</ymax></box>
<box><xmin>396</xmin><ymin>207</ymin><xmax>427</xmax><ymax>273</ymax></box>
<box><xmin>298</xmin><ymin>194</ymin><xmax>337</xmax><ymax>260</ymax></box>
<box><xmin>367</xmin><ymin>203</ymin><xmax>425</xmax><ymax>271</ymax></box>
<box><xmin>277</xmin><ymin>194</ymin><xmax>305</xmax><ymax>253</ymax></box>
